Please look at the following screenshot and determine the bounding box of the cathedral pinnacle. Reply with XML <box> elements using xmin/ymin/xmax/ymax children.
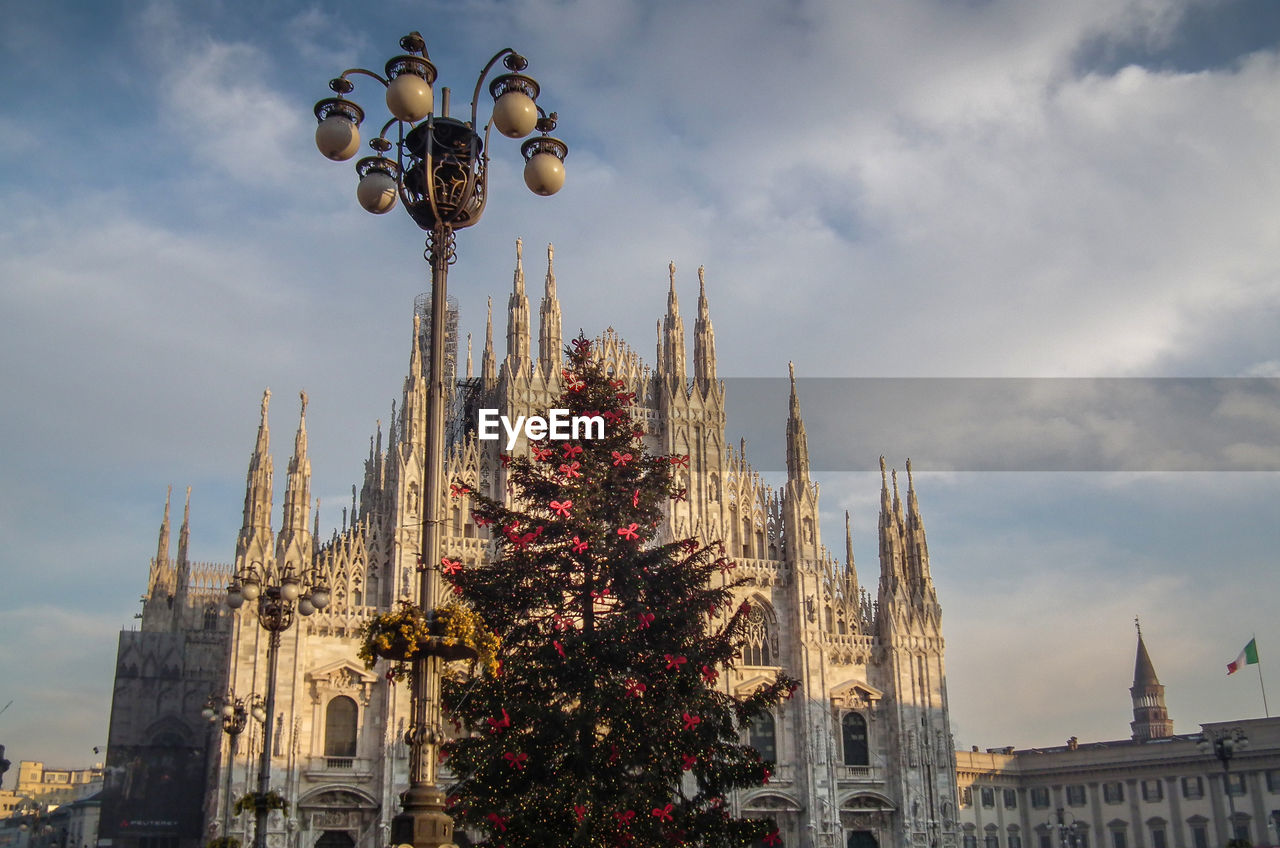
<box><xmin>662</xmin><ymin>261</ymin><xmax>686</xmax><ymax>381</ymax></box>
<box><xmin>1130</xmin><ymin>624</ymin><xmax>1173</xmax><ymax>740</ymax></box>
<box><xmin>538</xmin><ymin>242</ymin><xmax>562</xmax><ymax>380</ymax></box>
<box><xmin>237</xmin><ymin>389</ymin><xmax>275</xmax><ymax>563</ymax></box>
<box><xmin>694</xmin><ymin>266</ymin><xmax>717</xmax><ymax>391</ymax></box>
<box><xmin>785</xmin><ymin>362</ymin><xmax>810</xmax><ymax>482</ymax></box>
<box><xmin>155</xmin><ymin>484</ymin><xmax>172</xmax><ymax>565</ymax></box>
<box><xmin>507</xmin><ymin>238</ymin><xmax>532</xmax><ymax>372</ymax></box>
<box><xmin>482</xmin><ymin>296</ymin><xmax>497</xmax><ymax>387</ymax></box>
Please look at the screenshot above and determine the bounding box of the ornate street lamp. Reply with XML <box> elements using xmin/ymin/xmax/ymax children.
<box><xmin>226</xmin><ymin>568</ymin><xmax>329</xmax><ymax>848</ymax></box>
<box><xmin>313</xmin><ymin>31</ymin><xmax>567</xmax><ymax>848</ymax></box>
<box><xmin>1050</xmin><ymin>808</ymin><xmax>1083</xmax><ymax>848</ymax></box>
<box><xmin>203</xmin><ymin>692</ymin><xmax>266</xmax><ymax>840</ymax></box>
<box><xmin>1198</xmin><ymin>727</ymin><xmax>1249</xmax><ymax>839</ymax></box>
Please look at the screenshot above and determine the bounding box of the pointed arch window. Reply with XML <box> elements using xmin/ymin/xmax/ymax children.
<box><xmin>742</xmin><ymin>603</ymin><xmax>778</xmax><ymax>666</ymax></box>
<box><xmin>842</xmin><ymin>712</ymin><xmax>869</xmax><ymax>766</ymax></box>
<box><xmin>324</xmin><ymin>695</ymin><xmax>358</xmax><ymax>757</ymax></box>
<box><xmin>747</xmin><ymin>712</ymin><xmax>776</xmax><ymax>762</ymax></box>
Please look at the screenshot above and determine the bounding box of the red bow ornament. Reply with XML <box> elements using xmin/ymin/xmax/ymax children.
<box><xmin>562</xmin><ymin>443</ymin><xmax>583</xmax><ymax>458</ymax></box>
<box><xmin>571</xmin><ymin>536</ymin><xmax>589</xmax><ymax>554</ymax></box>
<box><xmin>617</xmin><ymin>523</ymin><xmax>639</xmax><ymax>541</ymax></box>
<box><xmin>486</xmin><ymin>813</ymin><xmax>508</xmax><ymax>832</ymax></box>
<box><xmin>611</xmin><ymin>451</ymin><xmax>633</xmax><ymax>467</ymax></box>
<box><xmin>532</xmin><ymin>446</ymin><xmax>553</xmax><ymax>462</ymax></box>
<box><xmin>440</xmin><ymin>557</ymin><xmax>462</xmax><ymax>576</ymax></box>
<box><xmin>487</xmin><ymin>709</ymin><xmax>510</xmax><ymax>734</ymax></box>
<box><xmin>682</xmin><ymin>713</ymin><xmax>701</xmax><ymax>731</ymax></box>
<box><xmin>504</xmin><ymin>751</ymin><xmax>528</xmax><ymax>770</ymax></box>
<box><xmin>450</xmin><ymin>483</ymin><xmax>470</xmax><ymax>498</ymax></box>
<box><xmin>636</xmin><ymin>611</ymin><xmax>655</xmax><ymax>629</ymax></box>
<box><xmin>560</xmin><ymin>461</ymin><xmax>582</xmax><ymax>479</ymax></box>
<box><xmin>664</xmin><ymin>654</ymin><xmax>687</xmax><ymax>671</ymax></box>
<box><xmin>624</xmin><ymin>678</ymin><xmax>646</xmax><ymax>697</ymax></box>
<box><xmin>651</xmin><ymin>804</ymin><xmax>673</xmax><ymax>822</ymax></box>
<box><xmin>550</xmin><ymin>499</ymin><xmax>573</xmax><ymax>517</ymax></box>
<box><xmin>764</xmin><ymin>831</ymin><xmax>781</xmax><ymax>846</ymax></box>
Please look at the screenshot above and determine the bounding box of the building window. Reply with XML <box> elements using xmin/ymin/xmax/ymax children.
<box><xmin>1030</xmin><ymin>787</ymin><xmax>1050</xmax><ymax>809</ymax></box>
<box><xmin>1038</xmin><ymin>832</ymin><xmax>1052</xmax><ymax>848</ymax></box>
<box><xmin>981</xmin><ymin>788</ymin><xmax>996</xmax><ymax>809</ymax></box>
<box><xmin>1232</xmin><ymin>820</ymin><xmax>1251</xmax><ymax>843</ymax></box>
<box><xmin>1267</xmin><ymin>769</ymin><xmax>1280</xmax><ymax>792</ymax></box>
<box><xmin>1190</xmin><ymin>823</ymin><xmax>1208</xmax><ymax>848</ymax></box>
<box><xmin>960</xmin><ymin>787</ymin><xmax>973</xmax><ymax>807</ymax></box>
<box><xmin>1150</xmin><ymin>828</ymin><xmax>1166</xmax><ymax>848</ymax></box>
<box><xmin>1004</xmin><ymin>789</ymin><xmax>1018</xmax><ymax>809</ymax></box>
<box><xmin>985</xmin><ymin>835</ymin><xmax>999</xmax><ymax>848</ymax></box>
<box><xmin>1226</xmin><ymin>773</ymin><xmax>1246</xmax><ymax>796</ymax></box>
<box><xmin>324</xmin><ymin>695</ymin><xmax>358</xmax><ymax>757</ymax></box>
<box><xmin>1109</xmin><ymin>829</ymin><xmax>1127</xmax><ymax>848</ymax></box>
<box><xmin>1103</xmin><ymin>782</ymin><xmax>1124</xmax><ymax>804</ymax></box>
<box><xmin>203</xmin><ymin>605</ymin><xmax>219</xmax><ymax>630</ymax></box>
<box><xmin>842</xmin><ymin>713</ymin><xmax>869</xmax><ymax>766</ymax></box>
<box><xmin>1066</xmin><ymin>785</ymin><xmax>1087</xmax><ymax>807</ymax></box>
<box><xmin>964</xmin><ymin>835</ymin><xmax>977</xmax><ymax>848</ymax></box>
<box><xmin>742</xmin><ymin>603</ymin><xmax>777</xmax><ymax>666</ymax></box>
<box><xmin>1008</xmin><ymin>835</ymin><xmax>1022</xmax><ymax>848</ymax></box>
<box><xmin>748</xmin><ymin>712</ymin><xmax>777</xmax><ymax>763</ymax></box>
<box><xmin>1141</xmin><ymin>780</ymin><xmax>1163</xmax><ymax>802</ymax></box>
<box><xmin>1182</xmin><ymin>777</ymin><xmax>1203</xmax><ymax>800</ymax></box>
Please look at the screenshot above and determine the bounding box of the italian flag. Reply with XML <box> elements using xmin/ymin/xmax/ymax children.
<box><xmin>1227</xmin><ymin>638</ymin><xmax>1259</xmax><ymax>675</ymax></box>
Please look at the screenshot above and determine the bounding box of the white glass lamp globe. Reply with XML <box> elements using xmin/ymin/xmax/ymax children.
<box><xmin>386</xmin><ymin>73</ymin><xmax>433</xmax><ymax>122</ymax></box>
<box><xmin>222</xmin><ymin>704</ymin><xmax>235</xmax><ymax>718</ymax></box>
<box><xmin>492</xmin><ymin>91</ymin><xmax>538</xmax><ymax>139</ymax></box>
<box><xmin>240</xmin><ymin>579</ymin><xmax>261</xmax><ymax>602</ymax></box>
<box><xmin>251</xmin><ymin>705</ymin><xmax>267</xmax><ymax>723</ymax></box>
<box><xmin>280</xmin><ymin>577</ymin><xmax>301</xmax><ymax>602</ymax></box>
<box><xmin>358</xmin><ymin>170</ymin><xmax>399</xmax><ymax>214</ymax></box>
<box><xmin>524</xmin><ymin>152</ymin><xmax>565</xmax><ymax>196</ymax></box>
<box><xmin>310</xmin><ymin>587</ymin><xmax>331</xmax><ymax>610</ymax></box>
<box><xmin>297</xmin><ymin>596</ymin><xmax>315</xmax><ymax>617</ymax></box>
<box><xmin>315</xmin><ymin>114</ymin><xmax>360</xmax><ymax>161</ymax></box>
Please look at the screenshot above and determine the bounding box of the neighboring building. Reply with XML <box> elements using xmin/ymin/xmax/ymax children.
<box><xmin>108</xmin><ymin>243</ymin><xmax>960</xmax><ymax>848</ymax></box>
<box><xmin>956</xmin><ymin>629</ymin><xmax>1280</xmax><ymax>848</ymax></box>
<box><xmin>98</xmin><ymin>489</ymin><xmax>234</xmax><ymax>848</ymax></box>
<box><xmin>11</xmin><ymin>762</ymin><xmax>103</xmax><ymax>807</ymax></box>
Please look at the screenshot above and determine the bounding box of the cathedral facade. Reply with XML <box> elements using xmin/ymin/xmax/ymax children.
<box><xmin>105</xmin><ymin>243</ymin><xmax>959</xmax><ymax>848</ymax></box>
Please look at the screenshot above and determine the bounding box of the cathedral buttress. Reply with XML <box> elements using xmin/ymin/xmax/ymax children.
<box><xmin>402</xmin><ymin>315</ymin><xmax>427</xmax><ymax>456</ymax></box>
<box><xmin>904</xmin><ymin>460</ymin><xmax>940</xmax><ymax>620</ymax></box>
<box><xmin>782</xmin><ymin>363</ymin><xmax>820</xmax><ymax>564</ymax></box>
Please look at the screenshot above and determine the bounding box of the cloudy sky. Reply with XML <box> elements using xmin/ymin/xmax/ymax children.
<box><xmin>2</xmin><ymin>0</ymin><xmax>1279</xmax><ymax>767</ymax></box>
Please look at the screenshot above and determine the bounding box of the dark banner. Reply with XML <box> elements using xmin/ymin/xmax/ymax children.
<box><xmin>99</xmin><ymin>741</ymin><xmax>208</xmax><ymax>840</ymax></box>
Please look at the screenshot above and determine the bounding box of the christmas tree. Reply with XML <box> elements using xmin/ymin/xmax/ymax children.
<box><xmin>440</xmin><ymin>335</ymin><xmax>797</xmax><ymax>848</ymax></box>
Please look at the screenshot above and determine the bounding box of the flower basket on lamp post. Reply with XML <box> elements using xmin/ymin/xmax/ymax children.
<box><xmin>359</xmin><ymin>601</ymin><xmax>499</xmax><ymax>681</ymax></box>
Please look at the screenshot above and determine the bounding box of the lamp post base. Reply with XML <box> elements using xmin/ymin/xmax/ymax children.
<box><xmin>391</xmin><ymin>786</ymin><xmax>456</xmax><ymax>848</ymax></box>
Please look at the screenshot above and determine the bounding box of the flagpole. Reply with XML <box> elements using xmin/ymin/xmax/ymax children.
<box><xmin>1256</xmin><ymin>635</ymin><xmax>1270</xmax><ymax>717</ymax></box>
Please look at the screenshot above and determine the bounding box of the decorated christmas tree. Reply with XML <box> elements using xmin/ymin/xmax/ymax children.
<box><xmin>440</xmin><ymin>335</ymin><xmax>797</xmax><ymax>848</ymax></box>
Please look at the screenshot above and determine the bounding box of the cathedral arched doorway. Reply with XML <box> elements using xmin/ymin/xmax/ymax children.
<box><xmin>297</xmin><ymin>788</ymin><xmax>378</xmax><ymax>848</ymax></box>
<box><xmin>315</xmin><ymin>831</ymin><xmax>355</xmax><ymax>848</ymax></box>
<box><xmin>847</xmin><ymin>831</ymin><xmax>878</xmax><ymax>848</ymax></box>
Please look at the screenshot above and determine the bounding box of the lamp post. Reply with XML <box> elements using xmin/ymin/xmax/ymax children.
<box><xmin>1198</xmin><ymin>727</ymin><xmax>1249</xmax><ymax>840</ymax></box>
<box><xmin>203</xmin><ymin>692</ymin><xmax>266</xmax><ymax>841</ymax></box>
<box><xmin>226</xmin><ymin>568</ymin><xmax>329</xmax><ymax>848</ymax></box>
<box><xmin>313</xmin><ymin>31</ymin><xmax>567</xmax><ymax>848</ymax></box>
<box><xmin>1051</xmin><ymin>808</ymin><xmax>1083</xmax><ymax>848</ymax></box>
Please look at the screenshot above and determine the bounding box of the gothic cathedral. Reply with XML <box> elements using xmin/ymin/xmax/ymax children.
<box><xmin>104</xmin><ymin>242</ymin><xmax>959</xmax><ymax>848</ymax></box>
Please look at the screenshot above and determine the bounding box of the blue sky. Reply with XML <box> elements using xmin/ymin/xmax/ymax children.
<box><xmin>1</xmin><ymin>0</ymin><xmax>1279</xmax><ymax>766</ymax></box>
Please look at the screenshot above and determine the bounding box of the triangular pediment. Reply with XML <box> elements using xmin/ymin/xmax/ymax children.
<box><xmin>733</xmin><ymin>673</ymin><xmax>779</xmax><ymax>697</ymax></box>
<box><xmin>306</xmin><ymin>659</ymin><xmax>378</xmax><ymax>685</ymax></box>
<box><xmin>829</xmin><ymin>679</ymin><xmax>883</xmax><ymax>708</ymax></box>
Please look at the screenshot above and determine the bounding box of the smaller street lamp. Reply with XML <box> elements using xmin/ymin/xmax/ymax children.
<box><xmin>203</xmin><ymin>692</ymin><xmax>266</xmax><ymax>840</ymax></box>
<box><xmin>1199</xmin><ymin>727</ymin><xmax>1249</xmax><ymax>840</ymax></box>
<box><xmin>225</xmin><ymin>566</ymin><xmax>329</xmax><ymax>848</ymax></box>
